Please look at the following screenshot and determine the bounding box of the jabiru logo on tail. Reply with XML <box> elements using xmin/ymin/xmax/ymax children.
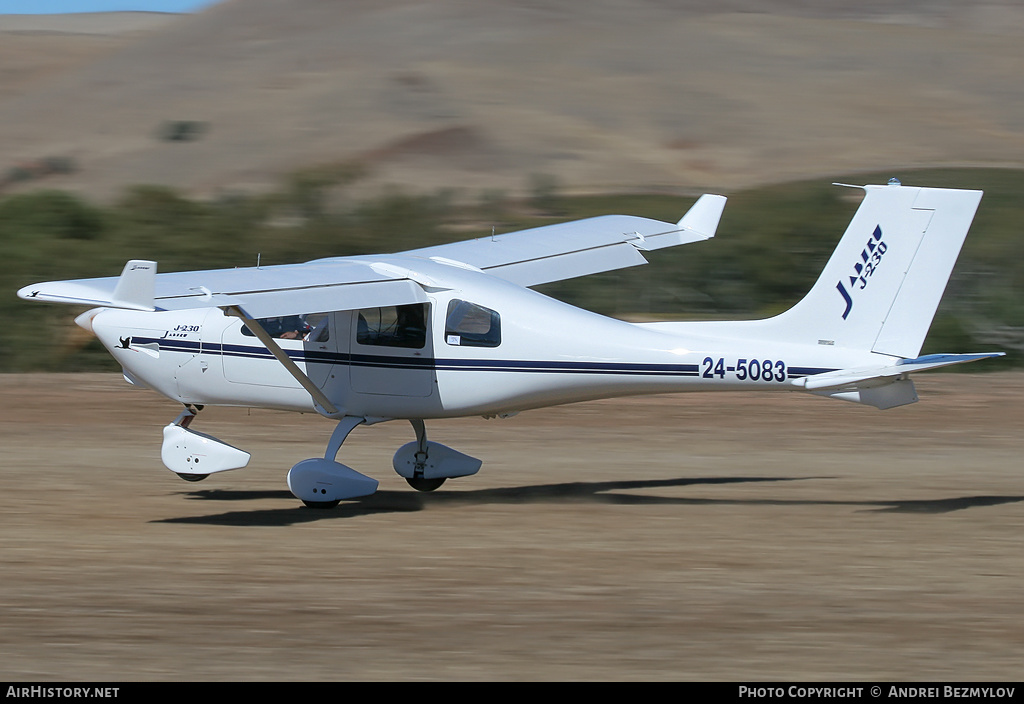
<box><xmin>836</xmin><ymin>225</ymin><xmax>888</xmax><ymax>319</ymax></box>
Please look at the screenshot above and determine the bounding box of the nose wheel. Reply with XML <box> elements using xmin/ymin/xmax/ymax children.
<box><xmin>162</xmin><ymin>406</ymin><xmax>250</xmax><ymax>481</ymax></box>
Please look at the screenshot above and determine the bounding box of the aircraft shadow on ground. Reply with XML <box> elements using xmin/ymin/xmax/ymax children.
<box><xmin>153</xmin><ymin>476</ymin><xmax>1024</xmax><ymax>527</ymax></box>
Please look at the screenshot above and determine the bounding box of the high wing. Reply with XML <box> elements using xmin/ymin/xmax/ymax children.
<box><xmin>17</xmin><ymin>194</ymin><xmax>725</xmax><ymax>316</ymax></box>
<box><xmin>403</xmin><ymin>193</ymin><xmax>726</xmax><ymax>286</ymax></box>
<box><xmin>18</xmin><ymin>258</ymin><xmax>429</xmax><ymax>318</ymax></box>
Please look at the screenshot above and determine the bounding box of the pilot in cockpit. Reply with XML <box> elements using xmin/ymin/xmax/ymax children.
<box><xmin>265</xmin><ymin>315</ymin><xmax>311</xmax><ymax>340</ymax></box>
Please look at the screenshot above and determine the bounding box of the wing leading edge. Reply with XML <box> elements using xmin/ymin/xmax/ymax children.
<box><xmin>17</xmin><ymin>258</ymin><xmax>429</xmax><ymax>319</ymax></box>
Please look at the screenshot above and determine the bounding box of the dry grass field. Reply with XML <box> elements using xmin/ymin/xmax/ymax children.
<box><xmin>2</xmin><ymin>2</ymin><xmax>1024</xmax><ymax>200</ymax></box>
<box><xmin>0</xmin><ymin>371</ymin><xmax>1020</xmax><ymax>680</ymax></box>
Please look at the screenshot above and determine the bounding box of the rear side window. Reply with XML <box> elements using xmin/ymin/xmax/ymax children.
<box><xmin>445</xmin><ymin>300</ymin><xmax>500</xmax><ymax>348</ymax></box>
<box><xmin>356</xmin><ymin>304</ymin><xmax>427</xmax><ymax>349</ymax></box>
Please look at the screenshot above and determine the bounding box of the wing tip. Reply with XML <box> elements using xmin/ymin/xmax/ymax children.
<box><xmin>677</xmin><ymin>193</ymin><xmax>727</xmax><ymax>239</ymax></box>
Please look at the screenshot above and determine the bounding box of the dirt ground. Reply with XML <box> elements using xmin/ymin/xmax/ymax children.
<box><xmin>0</xmin><ymin>370</ymin><xmax>1021</xmax><ymax>681</ymax></box>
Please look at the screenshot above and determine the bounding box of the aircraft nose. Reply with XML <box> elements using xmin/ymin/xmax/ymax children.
<box><xmin>74</xmin><ymin>308</ymin><xmax>104</xmax><ymax>335</ymax></box>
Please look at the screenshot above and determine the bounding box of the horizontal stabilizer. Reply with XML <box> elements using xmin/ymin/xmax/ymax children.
<box><xmin>800</xmin><ymin>353</ymin><xmax>1003</xmax><ymax>409</ymax></box>
<box><xmin>801</xmin><ymin>353</ymin><xmax>1004</xmax><ymax>392</ymax></box>
<box><xmin>812</xmin><ymin>379</ymin><xmax>919</xmax><ymax>410</ymax></box>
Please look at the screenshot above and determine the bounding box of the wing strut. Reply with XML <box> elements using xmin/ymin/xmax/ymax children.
<box><xmin>222</xmin><ymin>305</ymin><xmax>340</xmax><ymax>416</ymax></box>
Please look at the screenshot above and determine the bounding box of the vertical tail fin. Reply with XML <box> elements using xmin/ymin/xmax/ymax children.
<box><xmin>763</xmin><ymin>181</ymin><xmax>982</xmax><ymax>358</ymax></box>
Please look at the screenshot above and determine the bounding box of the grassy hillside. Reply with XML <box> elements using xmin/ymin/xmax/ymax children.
<box><xmin>3</xmin><ymin>168</ymin><xmax>1020</xmax><ymax>372</ymax></box>
<box><xmin>4</xmin><ymin>5</ymin><xmax>1024</xmax><ymax>202</ymax></box>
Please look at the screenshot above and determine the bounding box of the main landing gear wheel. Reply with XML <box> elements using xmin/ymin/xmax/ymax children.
<box><xmin>175</xmin><ymin>472</ymin><xmax>209</xmax><ymax>482</ymax></box>
<box><xmin>393</xmin><ymin>419</ymin><xmax>481</xmax><ymax>491</ymax></box>
<box><xmin>287</xmin><ymin>418</ymin><xmax>380</xmax><ymax>508</ymax></box>
<box><xmin>406</xmin><ymin>476</ymin><xmax>446</xmax><ymax>492</ymax></box>
<box><xmin>302</xmin><ymin>499</ymin><xmax>341</xmax><ymax>509</ymax></box>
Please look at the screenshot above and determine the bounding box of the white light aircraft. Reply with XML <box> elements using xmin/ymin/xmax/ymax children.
<box><xmin>18</xmin><ymin>180</ymin><xmax>1002</xmax><ymax>507</ymax></box>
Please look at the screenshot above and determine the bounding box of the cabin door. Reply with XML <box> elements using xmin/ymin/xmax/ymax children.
<box><xmin>348</xmin><ymin>303</ymin><xmax>435</xmax><ymax>398</ymax></box>
<box><xmin>220</xmin><ymin>312</ymin><xmax>335</xmax><ymax>389</ymax></box>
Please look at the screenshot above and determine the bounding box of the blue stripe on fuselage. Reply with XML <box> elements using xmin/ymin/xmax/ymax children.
<box><xmin>132</xmin><ymin>337</ymin><xmax>835</xmax><ymax>379</ymax></box>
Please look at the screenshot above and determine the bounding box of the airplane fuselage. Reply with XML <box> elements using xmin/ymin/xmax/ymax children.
<box><xmin>85</xmin><ymin>255</ymin><xmax>878</xmax><ymax>421</ymax></box>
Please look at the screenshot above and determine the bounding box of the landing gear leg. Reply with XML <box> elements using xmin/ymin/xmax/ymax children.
<box><xmin>405</xmin><ymin>420</ymin><xmax>446</xmax><ymax>492</ymax></box>
<box><xmin>325</xmin><ymin>416</ymin><xmax>365</xmax><ymax>464</ymax></box>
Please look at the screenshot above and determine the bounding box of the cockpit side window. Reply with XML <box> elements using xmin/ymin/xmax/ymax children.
<box><xmin>241</xmin><ymin>313</ymin><xmax>329</xmax><ymax>341</ymax></box>
<box><xmin>445</xmin><ymin>300</ymin><xmax>500</xmax><ymax>348</ymax></box>
<box><xmin>356</xmin><ymin>303</ymin><xmax>427</xmax><ymax>349</ymax></box>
